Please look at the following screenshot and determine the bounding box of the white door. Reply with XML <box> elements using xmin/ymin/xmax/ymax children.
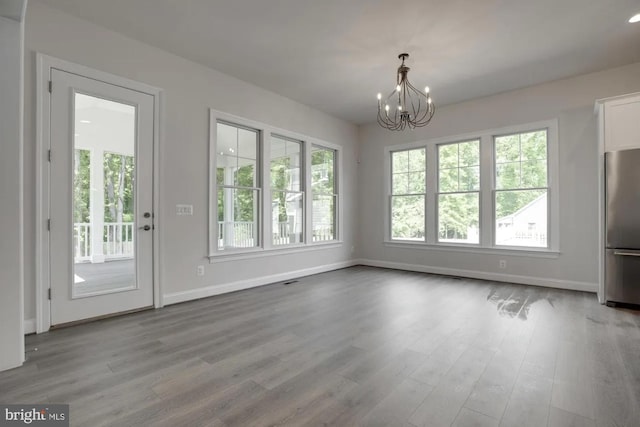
<box><xmin>49</xmin><ymin>69</ymin><xmax>154</xmax><ymax>326</ymax></box>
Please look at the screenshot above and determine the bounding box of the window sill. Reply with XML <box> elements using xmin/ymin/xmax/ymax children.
<box><xmin>209</xmin><ymin>241</ymin><xmax>343</xmax><ymax>263</ymax></box>
<box><xmin>383</xmin><ymin>240</ymin><xmax>560</xmax><ymax>258</ymax></box>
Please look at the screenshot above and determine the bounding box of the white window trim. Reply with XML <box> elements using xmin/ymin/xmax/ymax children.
<box><xmin>383</xmin><ymin>118</ymin><xmax>560</xmax><ymax>253</ymax></box>
<box><xmin>310</xmin><ymin>144</ymin><xmax>341</xmax><ymax>245</ymax></box>
<box><xmin>436</xmin><ymin>139</ymin><xmax>481</xmax><ymax>245</ymax></box>
<box><xmin>270</xmin><ymin>134</ymin><xmax>305</xmax><ymax>248</ymax></box>
<box><xmin>208</xmin><ymin>109</ymin><xmax>343</xmax><ymax>261</ymax></box>
<box><xmin>389</xmin><ymin>147</ymin><xmax>427</xmax><ymax>242</ymax></box>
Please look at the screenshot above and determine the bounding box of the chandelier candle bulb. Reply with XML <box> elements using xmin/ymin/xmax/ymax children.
<box><xmin>376</xmin><ymin>53</ymin><xmax>435</xmax><ymax>130</ymax></box>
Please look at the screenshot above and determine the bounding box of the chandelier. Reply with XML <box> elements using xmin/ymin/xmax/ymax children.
<box><xmin>376</xmin><ymin>53</ymin><xmax>435</xmax><ymax>131</ymax></box>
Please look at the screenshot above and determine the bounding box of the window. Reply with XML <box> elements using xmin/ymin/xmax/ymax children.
<box><xmin>216</xmin><ymin>121</ymin><xmax>260</xmax><ymax>250</ymax></box>
<box><xmin>390</xmin><ymin>148</ymin><xmax>426</xmax><ymax>240</ymax></box>
<box><xmin>271</xmin><ymin>135</ymin><xmax>304</xmax><ymax>246</ymax></box>
<box><xmin>494</xmin><ymin>130</ymin><xmax>548</xmax><ymax>248</ymax></box>
<box><xmin>437</xmin><ymin>140</ymin><xmax>480</xmax><ymax>244</ymax></box>
<box><xmin>210</xmin><ymin>110</ymin><xmax>341</xmax><ymax>257</ymax></box>
<box><xmin>385</xmin><ymin>120</ymin><xmax>557</xmax><ymax>252</ymax></box>
<box><xmin>311</xmin><ymin>145</ymin><xmax>337</xmax><ymax>242</ymax></box>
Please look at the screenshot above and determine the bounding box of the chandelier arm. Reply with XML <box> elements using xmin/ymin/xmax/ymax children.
<box><xmin>405</xmin><ymin>80</ymin><xmax>426</xmax><ymax>97</ymax></box>
<box><xmin>413</xmin><ymin>97</ymin><xmax>422</xmax><ymax>121</ymax></box>
<box><xmin>377</xmin><ymin>105</ymin><xmax>403</xmax><ymax>130</ymax></box>
<box><xmin>406</xmin><ymin>80</ymin><xmax>433</xmax><ymax>125</ymax></box>
<box><xmin>386</xmin><ymin>89</ymin><xmax>395</xmax><ymax>101</ymax></box>
<box><xmin>377</xmin><ymin>108</ymin><xmax>393</xmax><ymax>128</ymax></box>
<box><xmin>414</xmin><ymin>104</ymin><xmax>436</xmax><ymax>127</ymax></box>
<box><xmin>414</xmin><ymin>97</ymin><xmax>430</xmax><ymax>120</ymax></box>
<box><xmin>380</xmin><ymin>106</ymin><xmax>401</xmax><ymax>130</ymax></box>
<box><xmin>414</xmin><ymin>107</ymin><xmax>433</xmax><ymax>126</ymax></box>
<box><xmin>406</xmin><ymin>81</ymin><xmax>429</xmax><ymax>126</ymax></box>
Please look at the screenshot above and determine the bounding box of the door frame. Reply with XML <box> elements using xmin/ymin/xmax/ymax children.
<box><xmin>35</xmin><ymin>53</ymin><xmax>164</xmax><ymax>333</ymax></box>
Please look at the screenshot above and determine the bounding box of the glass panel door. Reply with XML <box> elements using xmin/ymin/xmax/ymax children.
<box><xmin>49</xmin><ymin>68</ymin><xmax>154</xmax><ymax>326</ymax></box>
<box><xmin>72</xmin><ymin>93</ymin><xmax>137</xmax><ymax>297</ymax></box>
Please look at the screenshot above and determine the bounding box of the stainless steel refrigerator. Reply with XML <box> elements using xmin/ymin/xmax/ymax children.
<box><xmin>605</xmin><ymin>148</ymin><xmax>640</xmax><ymax>306</ymax></box>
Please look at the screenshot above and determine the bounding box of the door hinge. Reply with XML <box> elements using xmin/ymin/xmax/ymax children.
<box><xmin>47</xmin><ymin>219</ymin><xmax>51</xmax><ymax>231</ymax></box>
<box><xmin>48</xmin><ymin>80</ymin><xmax>52</xmax><ymax>93</ymax></box>
<box><xmin>48</xmin><ymin>149</ymin><xmax>52</xmax><ymax>162</ymax></box>
<box><xmin>48</xmin><ymin>288</ymin><xmax>51</xmax><ymax>300</ymax></box>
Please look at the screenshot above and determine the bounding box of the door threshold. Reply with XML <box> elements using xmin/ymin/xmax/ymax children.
<box><xmin>50</xmin><ymin>306</ymin><xmax>154</xmax><ymax>330</ymax></box>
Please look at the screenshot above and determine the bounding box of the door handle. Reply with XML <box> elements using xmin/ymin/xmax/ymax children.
<box><xmin>139</xmin><ymin>224</ymin><xmax>151</xmax><ymax>231</ymax></box>
<box><xmin>613</xmin><ymin>251</ymin><xmax>640</xmax><ymax>257</ymax></box>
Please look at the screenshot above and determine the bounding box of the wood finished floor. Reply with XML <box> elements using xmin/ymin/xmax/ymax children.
<box><xmin>2</xmin><ymin>266</ymin><xmax>640</xmax><ymax>427</ymax></box>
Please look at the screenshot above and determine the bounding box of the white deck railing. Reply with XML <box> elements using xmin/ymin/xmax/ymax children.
<box><xmin>76</xmin><ymin>220</ymin><xmax>337</xmax><ymax>261</ymax></box>
<box><xmin>312</xmin><ymin>224</ymin><xmax>334</xmax><ymax>242</ymax></box>
<box><xmin>217</xmin><ymin>221</ymin><xmax>334</xmax><ymax>247</ymax></box>
<box><xmin>104</xmin><ymin>222</ymin><xmax>135</xmax><ymax>259</ymax></box>
<box><xmin>74</xmin><ymin>223</ymin><xmax>92</xmax><ymax>262</ymax></box>
<box><xmin>74</xmin><ymin>222</ymin><xmax>134</xmax><ymax>263</ymax></box>
<box><xmin>218</xmin><ymin>221</ymin><xmax>257</xmax><ymax>248</ymax></box>
<box><xmin>273</xmin><ymin>222</ymin><xmax>294</xmax><ymax>246</ymax></box>
<box><xmin>495</xmin><ymin>229</ymin><xmax>547</xmax><ymax>247</ymax></box>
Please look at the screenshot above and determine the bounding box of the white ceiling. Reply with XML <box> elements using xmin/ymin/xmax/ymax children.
<box><xmin>37</xmin><ymin>0</ymin><xmax>640</xmax><ymax>124</ymax></box>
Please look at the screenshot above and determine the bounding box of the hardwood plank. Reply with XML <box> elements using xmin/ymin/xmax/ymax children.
<box><xmin>548</xmin><ymin>406</ymin><xmax>596</xmax><ymax>427</ymax></box>
<box><xmin>0</xmin><ymin>266</ymin><xmax>637</xmax><ymax>427</ymax></box>
<box><xmin>358</xmin><ymin>378</ymin><xmax>433</xmax><ymax>427</ymax></box>
<box><xmin>452</xmin><ymin>408</ymin><xmax>499</xmax><ymax>427</ymax></box>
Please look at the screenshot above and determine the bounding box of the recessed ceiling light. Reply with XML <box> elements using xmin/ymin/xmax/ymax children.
<box><xmin>228</xmin><ymin>148</ymin><xmax>235</xmax><ymax>153</ymax></box>
<box><xmin>79</xmin><ymin>120</ymin><xmax>91</xmax><ymax>124</ymax></box>
<box><xmin>630</xmin><ymin>13</ymin><xmax>640</xmax><ymax>23</ymax></box>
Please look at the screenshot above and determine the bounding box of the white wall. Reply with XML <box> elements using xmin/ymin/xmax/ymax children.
<box><xmin>358</xmin><ymin>62</ymin><xmax>640</xmax><ymax>291</ymax></box>
<box><xmin>23</xmin><ymin>2</ymin><xmax>359</xmax><ymax>322</ymax></box>
<box><xmin>0</xmin><ymin>5</ymin><xmax>26</xmax><ymax>370</ymax></box>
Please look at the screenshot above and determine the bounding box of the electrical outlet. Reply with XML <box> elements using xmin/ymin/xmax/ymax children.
<box><xmin>499</xmin><ymin>259</ymin><xmax>506</xmax><ymax>269</ymax></box>
<box><xmin>196</xmin><ymin>265</ymin><xmax>205</xmax><ymax>276</ymax></box>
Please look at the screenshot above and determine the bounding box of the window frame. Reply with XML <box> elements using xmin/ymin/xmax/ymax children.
<box><xmin>384</xmin><ymin>119</ymin><xmax>559</xmax><ymax>255</ymax></box>
<box><xmin>311</xmin><ymin>144</ymin><xmax>339</xmax><ymax>243</ymax></box>
<box><xmin>270</xmin><ymin>133</ymin><xmax>305</xmax><ymax>247</ymax></box>
<box><xmin>209</xmin><ymin>109</ymin><xmax>343</xmax><ymax>260</ymax></box>
<box><xmin>492</xmin><ymin>129</ymin><xmax>550</xmax><ymax>250</ymax></box>
<box><xmin>436</xmin><ymin>139</ymin><xmax>481</xmax><ymax>245</ymax></box>
<box><xmin>214</xmin><ymin>119</ymin><xmax>262</xmax><ymax>252</ymax></box>
<box><xmin>389</xmin><ymin>147</ymin><xmax>427</xmax><ymax>242</ymax></box>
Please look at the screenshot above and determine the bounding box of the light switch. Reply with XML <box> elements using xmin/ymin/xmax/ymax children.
<box><xmin>176</xmin><ymin>204</ymin><xmax>193</xmax><ymax>216</ymax></box>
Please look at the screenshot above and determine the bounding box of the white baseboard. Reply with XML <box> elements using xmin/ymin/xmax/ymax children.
<box><xmin>356</xmin><ymin>259</ymin><xmax>598</xmax><ymax>293</ymax></box>
<box><xmin>163</xmin><ymin>260</ymin><xmax>358</xmax><ymax>306</ymax></box>
<box><xmin>24</xmin><ymin>318</ymin><xmax>36</xmax><ymax>335</ymax></box>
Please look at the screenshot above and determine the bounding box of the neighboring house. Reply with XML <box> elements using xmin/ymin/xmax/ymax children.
<box><xmin>496</xmin><ymin>193</ymin><xmax>547</xmax><ymax>246</ymax></box>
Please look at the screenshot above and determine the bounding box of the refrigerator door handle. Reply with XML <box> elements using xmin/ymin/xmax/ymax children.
<box><xmin>613</xmin><ymin>250</ymin><xmax>640</xmax><ymax>257</ymax></box>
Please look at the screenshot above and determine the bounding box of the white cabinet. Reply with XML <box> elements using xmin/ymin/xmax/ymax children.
<box><xmin>598</xmin><ymin>93</ymin><xmax>640</xmax><ymax>152</ymax></box>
